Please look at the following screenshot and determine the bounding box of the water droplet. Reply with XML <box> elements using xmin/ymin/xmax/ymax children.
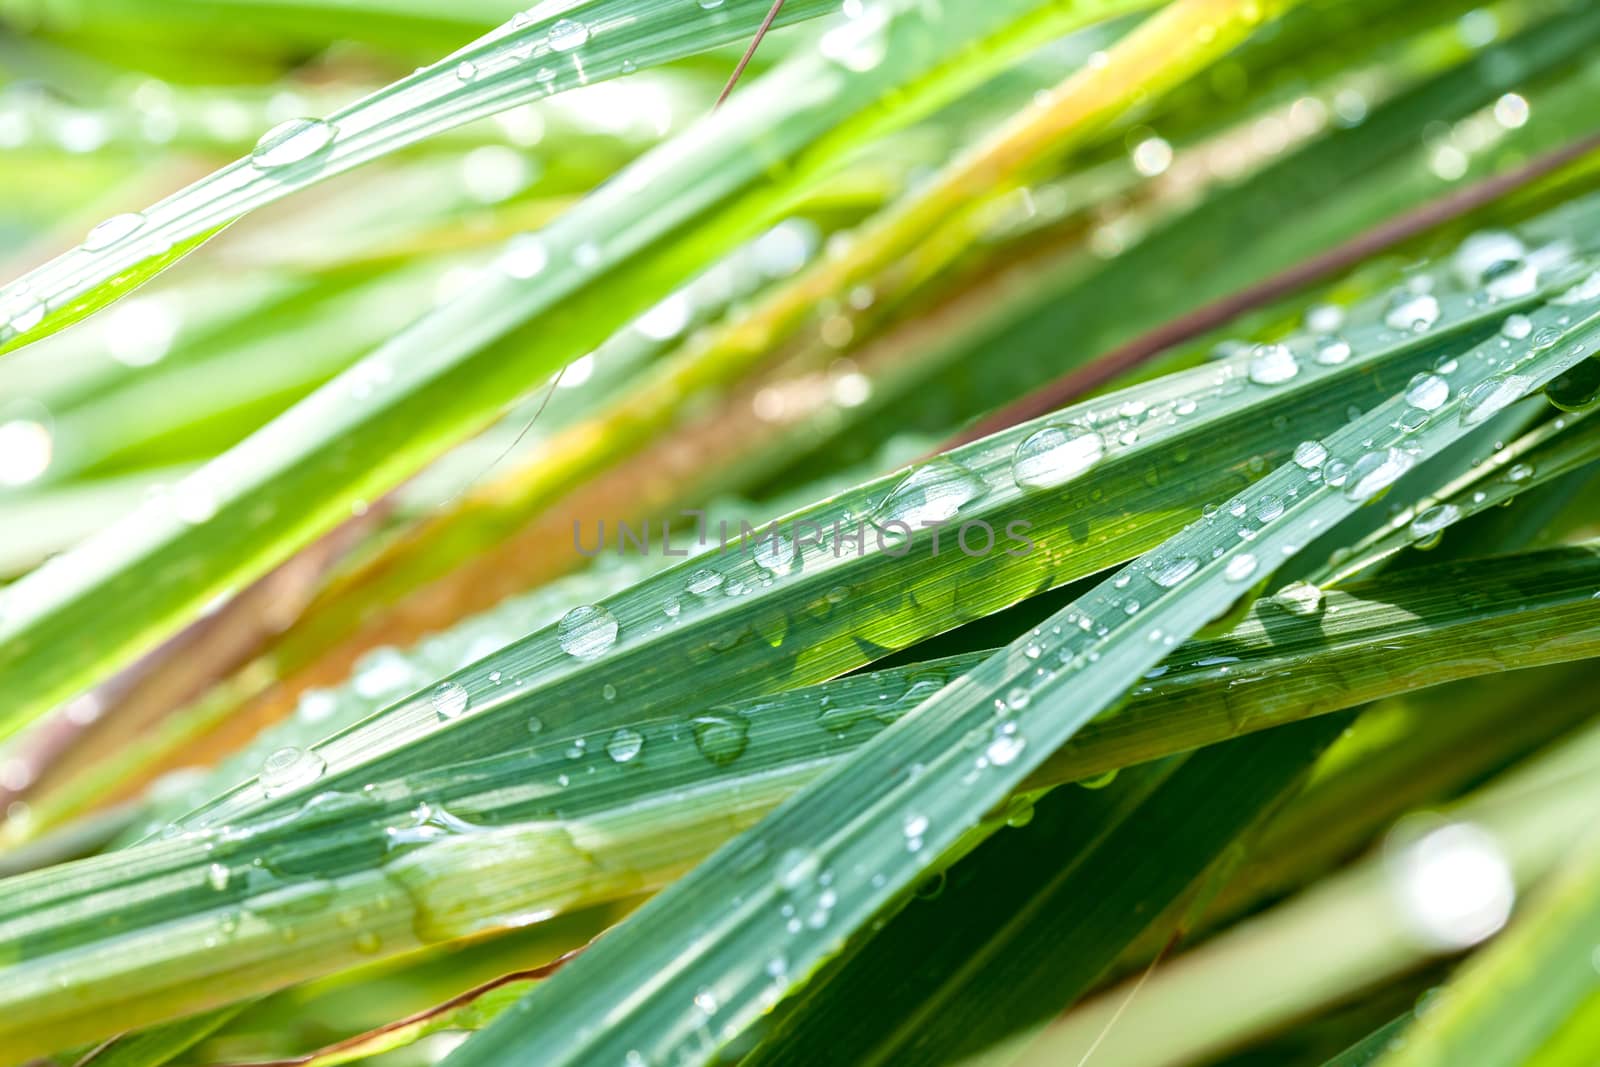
<box><xmin>259</xmin><ymin>746</ymin><xmax>326</xmax><ymax>798</ymax></box>
<box><xmin>1151</xmin><ymin>556</ymin><xmax>1199</xmax><ymax>588</ymax></box>
<box><xmin>1452</xmin><ymin>231</ymin><xmax>1524</xmax><ymax>287</ymax></box>
<box><xmin>1293</xmin><ymin>440</ymin><xmax>1328</xmax><ymax>469</ymax></box>
<box><xmin>1404</xmin><ymin>373</ymin><xmax>1449</xmax><ymax>412</ymax></box>
<box><xmin>251</xmin><ymin>118</ymin><xmax>336</xmax><ymax>169</ymax></box>
<box><xmin>1384</xmin><ymin>291</ymin><xmax>1441</xmax><ymax>332</ymax></box>
<box><xmin>1345</xmin><ymin>448</ymin><xmax>1415</xmax><ymax>502</ymax></box>
<box><xmin>1225</xmin><ymin>554</ymin><xmax>1258</xmax><ymax>582</ymax></box>
<box><xmin>1482</xmin><ymin>258</ymin><xmax>1538</xmax><ymax>301</ymax></box>
<box><xmin>83</xmin><ymin>212</ymin><xmax>145</xmax><ymax>251</ymax></box>
<box><xmin>606</xmin><ymin>727</ymin><xmax>644</xmax><ymax>763</ymax></box>
<box><xmin>1078</xmin><ymin>770</ymin><xmax>1118</xmax><ymax>790</ymax></box>
<box><xmin>557</xmin><ymin>604</ymin><xmax>618</xmax><ymax>658</ymax></box>
<box><xmin>986</xmin><ymin>731</ymin><xmax>1026</xmax><ymax>766</ymax></box>
<box><xmin>1313</xmin><ymin>334</ymin><xmax>1351</xmax><ymax>365</ymax></box>
<box><xmin>1501</xmin><ymin>313</ymin><xmax>1532</xmax><ymax>340</ymax></box>
<box><xmin>1273</xmin><ymin>580</ymin><xmax>1324</xmax><ymax>615</ymax></box>
<box><xmin>430</xmin><ymin>681</ymin><xmax>469</xmax><ymax>720</ymax></box>
<box><xmin>1011</xmin><ymin>424</ymin><xmax>1105</xmax><ymax>490</ymax></box>
<box><xmin>548</xmin><ymin>18</ymin><xmax>590</xmax><ymax>51</ymax></box>
<box><xmin>1460</xmin><ymin>373</ymin><xmax>1532</xmax><ymax>426</ymax></box>
<box><xmin>1247</xmin><ymin>343</ymin><xmax>1299</xmax><ymax>385</ymax></box>
<box><xmin>686</xmin><ymin>569</ymin><xmax>724</xmax><ymax>597</ymax></box>
<box><xmin>206</xmin><ymin>863</ymin><xmax>230</xmax><ymax>891</ymax></box>
<box><xmin>693</xmin><ymin>711</ymin><xmax>750</xmax><ymax>765</ymax></box>
<box><xmin>1304</xmin><ymin>303</ymin><xmax>1345</xmax><ymax>333</ymax></box>
<box><xmin>875</xmin><ymin>458</ymin><xmax>986</xmax><ymax>526</ymax></box>
<box><xmin>903</xmin><ymin>812</ymin><xmax>929</xmax><ymax>841</ymax></box>
<box><xmin>1409</xmin><ymin>503</ymin><xmax>1459</xmax><ymax>542</ymax></box>
<box><xmin>753</xmin><ymin>533</ymin><xmax>797</xmax><ymax>575</ymax></box>
<box><xmin>3</xmin><ymin>293</ymin><xmax>45</xmax><ymax>335</ymax></box>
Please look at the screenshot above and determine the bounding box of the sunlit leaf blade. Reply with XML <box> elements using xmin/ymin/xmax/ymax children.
<box><xmin>1032</xmin><ymin>711</ymin><xmax>1600</xmax><ymax>1066</ymax></box>
<box><xmin>0</xmin><ymin>0</ymin><xmax>1115</xmax><ymax>744</ymax></box>
<box><xmin>2</xmin><ymin>532</ymin><xmax>1596</xmax><ymax>1054</ymax></box>
<box><xmin>745</xmin><ymin>716</ymin><xmax>1350</xmax><ymax>1067</ymax></box>
<box><xmin>0</xmin><ymin>0</ymin><xmax>856</xmax><ymax>354</ymax></box>
<box><xmin>441</xmin><ymin>266</ymin><xmax>1600</xmax><ymax>1062</ymax></box>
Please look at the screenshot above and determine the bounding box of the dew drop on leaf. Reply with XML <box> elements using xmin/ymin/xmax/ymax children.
<box><xmin>1224</xmin><ymin>553</ymin><xmax>1258</xmax><ymax>582</ymax></box>
<box><xmin>430</xmin><ymin>681</ymin><xmax>469</xmax><ymax>720</ymax></box>
<box><xmin>548</xmin><ymin>18</ymin><xmax>590</xmax><ymax>51</ymax></box>
<box><xmin>1409</xmin><ymin>503</ymin><xmax>1460</xmax><ymax>543</ymax></box>
<box><xmin>1344</xmin><ymin>448</ymin><xmax>1415</xmax><ymax>502</ymax></box>
<box><xmin>1460</xmin><ymin>373</ymin><xmax>1532</xmax><ymax>426</ymax></box>
<box><xmin>606</xmin><ymin>727</ymin><xmax>644</xmax><ymax>763</ymax></box>
<box><xmin>1151</xmin><ymin>556</ymin><xmax>1199</xmax><ymax>588</ymax></box>
<box><xmin>1011</xmin><ymin>424</ymin><xmax>1105</xmax><ymax>490</ymax></box>
<box><xmin>1383</xmin><ymin>291</ymin><xmax>1441</xmax><ymax>332</ymax></box>
<box><xmin>876</xmin><ymin>457</ymin><xmax>986</xmax><ymax>525</ymax></box>
<box><xmin>1247</xmin><ymin>342</ymin><xmax>1299</xmax><ymax>385</ymax></box>
<box><xmin>1293</xmin><ymin>440</ymin><xmax>1328</xmax><ymax>469</ymax></box>
<box><xmin>1452</xmin><ymin>231</ymin><xmax>1526</xmax><ymax>287</ymax></box>
<box><xmin>693</xmin><ymin>710</ymin><xmax>750</xmax><ymax>765</ymax></box>
<box><xmin>251</xmin><ymin>118</ymin><xmax>336</xmax><ymax>169</ymax></box>
<box><xmin>686</xmin><ymin>569</ymin><xmax>723</xmax><ymax>597</ymax></box>
<box><xmin>1313</xmin><ymin>334</ymin><xmax>1351</xmax><ymax>365</ymax></box>
<box><xmin>1273</xmin><ymin>580</ymin><xmax>1324</xmax><ymax>615</ymax></box>
<box><xmin>259</xmin><ymin>746</ymin><xmax>326</xmax><ymax>797</ymax></box>
<box><xmin>83</xmin><ymin>212</ymin><xmax>145</xmax><ymax>251</ymax></box>
<box><xmin>1501</xmin><ymin>313</ymin><xmax>1533</xmax><ymax>340</ymax></box>
<box><xmin>557</xmin><ymin>604</ymin><xmax>619</xmax><ymax>658</ymax></box>
<box><xmin>1404</xmin><ymin>372</ymin><xmax>1450</xmax><ymax>412</ymax></box>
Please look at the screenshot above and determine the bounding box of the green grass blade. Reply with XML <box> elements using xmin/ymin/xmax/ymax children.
<box><xmin>0</xmin><ymin>0</ymin><xmax>1110</xmax><ymax>744</ymax></box>
<box><xmin>3</xmin><ymin>536</ymin><xmax>1596</xmax><ymax>1053</ymax></box>
<box><xmin>745</xmin><ymin>716</ymin><xmax>1350</xmax><ymax>1067</ymax></box>
<box><xmin>439</xmin><ymin>259</ymin><xmax>1600</xmax><ymax>1066</ymax></box>
<box><xmin>0</xmin><ymin>0</ymin><xmax>855</xmax><ymax>355</ymax></box>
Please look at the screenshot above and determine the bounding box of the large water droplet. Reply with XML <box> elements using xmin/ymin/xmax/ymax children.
<box><xmin>1409</xmin><ymin>503</ymin><xmax>1460</xmax><ymax>543</ymax></box>
<box><xmin>875</xmin><ymin>458</ymin><xmax>986</xmax><ymax>526</ymax></box>
<box><xmin>430</xmin><ymin>681</ymin><xmax>469</xmax><ymax>720</ymax></box>
<box><xmin>1404</xmin><ymin>373</ymin><xmax>1449</xmax><ymax>412</ymax></box>
<box><xmin>251</xmin><ymin>118</ymin><xmax>336</xmax><ymax>169</ymax></box>
<box><xmin>1011</xmin><ymin>424</ymin><xmax>1105</xmax><ymax>490</ymax></box>
<box><xmin>1501</xmin><ymin>314</ymin><xmax>1533</xmax><ymax>340</ymax></box>
<box><xmin>693</xmin><ymin>711</ymin><xmax>750</xmax><ymax>765</ymax></box>
<box><xmin>83</xmin><ymin>212</ymin><xmax>146</xmax><ymax>251</ymax></box>
<box><xmin>1460</xmin><ymin>373</ymin><xmax>1532</xmax><ymax>426</ymax></box>
<box><xmin>1384</xmin><ymin>291</ymin><xmax>1441</xmax><ymax>332</ymax></box>
<box><xmin>606</xmin><ymin>727</ymin><xmax>644</xmax><ymax>763</ymax></box>
<box><xmin>1151</xmin><ymin>556</ymin><xmax>1199</xmax><ymax>588</ymax></box>
<box><xmin>1224</xmin><ymin>553</ymin><xmax>1258</xmax><ymax>582</ymax></box>
<box><xmin>1313</xmin><ymin>334</ymin><xmax>1352</xmax><ymax>365</ymax></box>
<box><xmin>1452</xmin><ymin>231</ymin><xmax>1526</xmax><ymax>287</ymax></box>
<box><xmin>1273</xmin><ymin>580</ymin><xmax>1324</xmax><ymax>616</ymax></box>
<box><xmin>548</xmin><ymin>18</ymin><xmax>590</xmax><ymax>51</ymax></box>
<box><xmin>259</xmin><ymin>746</ymin><xmax>326</xmax><ymax>798</ymax></box>
<box><xmin>1247</xmin><ymin>343</ymin><xmax>1299</xmax><ymax>385</ymax></box>
<box><xmin>1344</xmin><ymin>448</ymin><xmax>1415</xmax><ymax>502</ymax></box>
<box><xmin>1293</xmin><ymin>440</ymin><xmax>1328</xmax><ymax>470</ymax></box>
<box><xmin>1482</xmin><ymin>258</ymin><xmax>1538</xmax><ymax>301</ymax></box>
<box><xmin>686</xmin><ymin>569</ymin><xmax>723</xmax><ymax>597</ymax></box>
<box><xmin>557</xmin><ymin>604</ymin><xmax>618</xmax><ymax>658</ymax></box>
